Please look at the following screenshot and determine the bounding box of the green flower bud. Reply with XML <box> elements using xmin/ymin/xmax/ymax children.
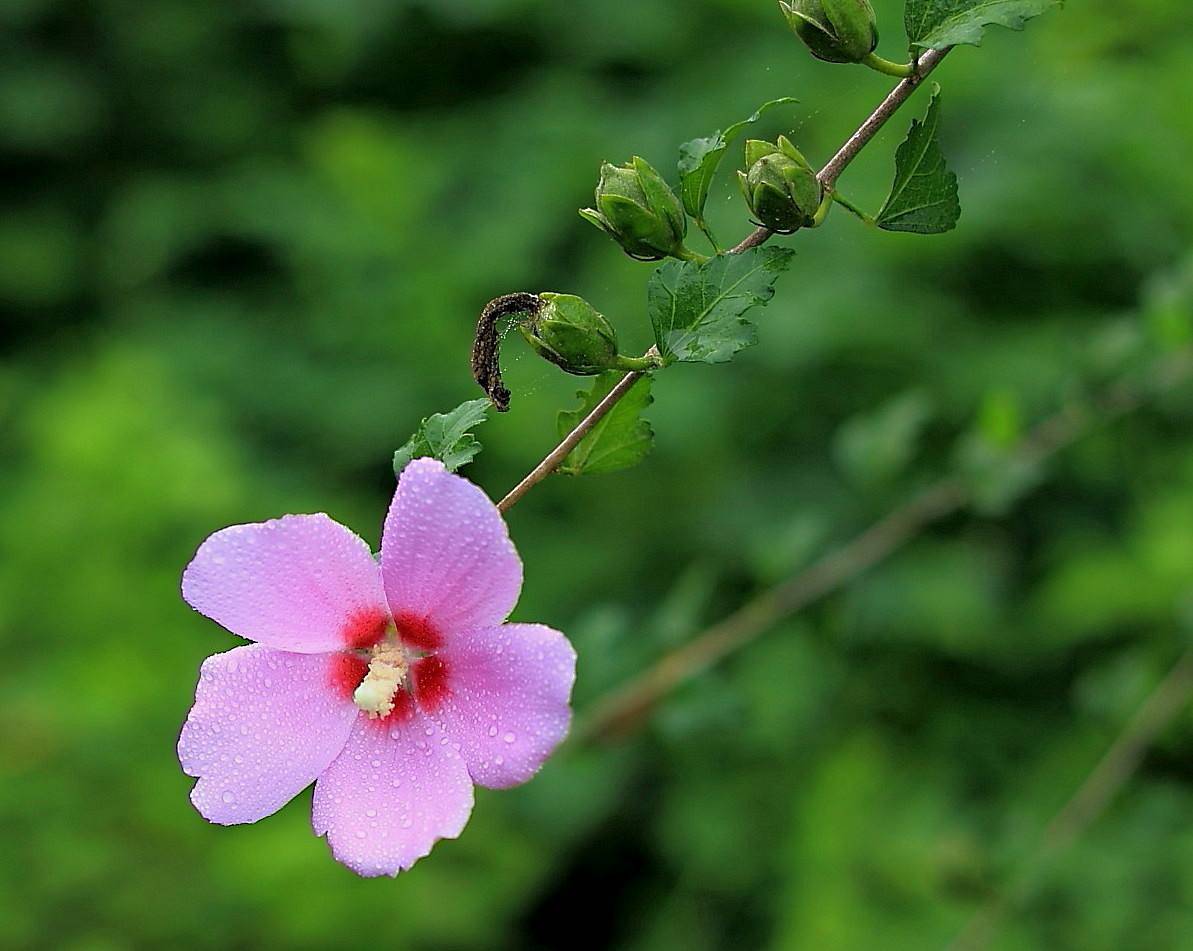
<box><xmin>580</xmin><ymin>156</ymin><xmax>687</xmax><ymax>261</ymax></box>
<box><xmin>520</xmin><ymin>293</ymin><xmax>621</xmax><ymax>375</ymax></box>
<box><xmin>779</xmin><ymin>0</ymin><xmax>878</xmax><ymax>64</ymax></box>
<box><xmin>737</xmin><ymin>136</ymin><xmax>823</xmax><ymax>233</ymax></box>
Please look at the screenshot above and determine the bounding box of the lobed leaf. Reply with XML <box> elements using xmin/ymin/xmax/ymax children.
<box><xmin>876</xmin><ymin>87</ymin><xmax>960</xmax><ymax>235</ymax></box>
<box><xmin>392</xmin><ymin>398</ymin><xmax>491</xmax><ymax>475</ymax></box>
<box><xmin>557</xmin><ymin>372</ymin><xmax>654</xmax><ymax>476</ymax></box>
<box><xmin>648</xmin><ymin>246</ymin><xmax>796</xmax><ymax>364</ymax></box>
<box><xmin>905</xmin><ymin>0</ymin><xmax>1062</xmax><ymax>50</ymax></box>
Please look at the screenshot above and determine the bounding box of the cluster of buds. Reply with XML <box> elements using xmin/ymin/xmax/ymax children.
<box><xmin>580</xmin><ymin>156</ymin><xmax>689</xmax><ymax>261</ymax></box>
<box><xmin>531</xmin><ymin>0</ymin><xmax>897</xmax><ymax>396</ymax></box>
<box><xmin>738</xmin><ymin>136</ymin><xmax>823</xmax><ymax>233</ymax></box>
<box><xmin>779</xmin><ymin>0</ymin><xmax>879</xmax><ymax>64</ymax></box>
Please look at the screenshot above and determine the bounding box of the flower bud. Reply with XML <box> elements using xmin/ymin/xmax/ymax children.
<box><xmin>779</xmin><ymin>0</ymin><xmax>878</xmax><ymax>64</ymax></box>
<box><xmin>520</xmin><ymin>293</ymin><xmax>621</xmax><ymax>376</ymax></box>
<box><xmin>737</xmin><ymin>136</ymin><xmax>823</xmax><ymax>233</ymax></box>
<box><xmin>580</xmin><ymin>156</ymin><xmax>687</xmax><ymax>260</ymax></box>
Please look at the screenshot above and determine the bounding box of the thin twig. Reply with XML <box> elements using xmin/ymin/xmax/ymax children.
<box><xmin>573</xmin><ymin>349</ymin><xmax>1193</xmax><ymax>743</ymax></box>
<box><xmin>497</xmin><ymin>362</ymin><xmax>650</xmax><ymax>513</ymax></box>
<box><xmin>947</xmin><ymin>647</ymin><xmax>1193</xmax><ymax>951</ymax></box>
<box><xmin>499</xmin><ymin>48</ymin><xmax>951</xmax><ymax>511</ymax></box>
<box><xmin>572</xmin><ymin>478</ymin><xmax>966</xmax><ymax>742</ymax></box>
<box><xmin>729</xmin><ymin>46</ymin><xmax>950</xmax><ymax>254</ymax></box>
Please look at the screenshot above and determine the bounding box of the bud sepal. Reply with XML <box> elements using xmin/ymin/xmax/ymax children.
<box><xmin>580</xmin><ymin>156</ymin><xmax>690</xmax><ymax>261</ymax></box>
<box><xmin>778</xmin><ymin>0</ymin><xmax>879</xmax><ymax>65</ymax></box>
<box><xmin>520</xmin><ymin>293</ymin><xmax>658</xmax><ymax>376</ymax></box>
<box><xmin>738</xmin><ymin>136</ymin><xmax>824</xmax><ymax>234</ymax></box>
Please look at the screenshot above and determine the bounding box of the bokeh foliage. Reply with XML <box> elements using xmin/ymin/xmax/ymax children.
<box><xmin>2</xmin><ymin>0</ymin><xmax>1193</xmax><ymax>948</ymax></box>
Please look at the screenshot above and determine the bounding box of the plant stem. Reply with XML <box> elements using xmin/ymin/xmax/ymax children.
<box><xmin>613</xmin><ymin>353</ymin><xmax>661</xmax><ymax>372</ymax></box>
<box><xmin>572</xmin><ymin>479</ymin><xmax>967</xmax><ymax>742</ymax></box>
<box><xmin>810</xmin><ymin>192</ymin><xmax>833</xmax><ymax>227</ymax></box>
<box><xmin>730</xmin><ymin>45</ymin><xmax>949</xmax><ymax>254</ymax></box>
<box><xmin>830</xmin><ymin>188</ymin><xmax>876</xmax><ymax>226</ymax></box>
<box><xmin>695</xmin><ymin>217</ymin><xmax>722</xmax><ymax>253</ymax></box>
<box><xmin>498</xmin><ymin>45</ymin><xmax>952</xmax><ymax>512</ymax></box>
<box><xmin>571</xmin><ymin>348</ymin><xmax>1193</xmax><ymax>743</ymax></box>
<box><xmin>496</xmin><ymin>354</ymin><xmax>655</xmax><ymax>513</ymax></box>
<box><xmin>674</xmin><ymin>245</ymin><xmax>710</xmax><ymax>264</ymax></box>
<box><xmin>862</xmin><ymin>51</ymin><xmax>914</xmax><ymax>78</ymax></box>
<box><xmin>946</xmin><ymin>646</ymin><xmax>1193</xmax><ymax>951</ymax></box>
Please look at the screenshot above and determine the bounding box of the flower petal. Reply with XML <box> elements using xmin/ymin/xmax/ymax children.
<box><xmin>178</xmin><ymin>645</ymin><xmax>359</xmax><ymax>825</ymax></box>
<box><xmin>182</xmin><ymin>513</ymin><xmax>389</xmax><ymax>653</ymax></box>
<box><xmin>311</xmin><ymin>710</ymin><xmax>475</xmax><ymax>877</ymax></box>
<box><xmin>380</xmin><ymin>458</ymin><xmax>522</xmax><ymax>640</ymax></box>
<box><xmin>434</xmin><ymin>623</ymin><xmax>576</xmax><ymax>789</ymax></box>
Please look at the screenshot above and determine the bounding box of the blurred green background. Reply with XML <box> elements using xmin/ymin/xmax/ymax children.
<box><xmin>4</xmin><ymin>0</ymin><xmax>1193</xmax><ymax>947</ymax></box>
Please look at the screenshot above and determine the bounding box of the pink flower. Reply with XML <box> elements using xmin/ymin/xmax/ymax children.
<box><xmin>177</xmin><ymin>458</ymin><xmax>576</xmax><ymax>877</ymax></box>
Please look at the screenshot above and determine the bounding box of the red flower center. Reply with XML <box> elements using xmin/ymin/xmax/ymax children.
<box><xmin>328</xmin><ymin>611</ymin><xmax>451</xmax><ymax>723</ymax></box>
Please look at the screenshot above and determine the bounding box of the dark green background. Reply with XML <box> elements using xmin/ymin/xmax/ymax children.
<box><xmin>3</xmin><ymin>0</ymin><xmax>1193</xmax><ymax>947</ymax></box>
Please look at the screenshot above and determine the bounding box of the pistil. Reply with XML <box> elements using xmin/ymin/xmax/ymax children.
<box><xmin>352</xmin><ymin>641</ymin><xmax>409</xmax><ymax>718</ymax></box>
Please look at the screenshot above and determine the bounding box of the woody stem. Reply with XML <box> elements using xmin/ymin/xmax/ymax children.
<box><xmin>498</xmin><ymin>45</ymin><xmax>950</xmax><ymax>512</ymax></box>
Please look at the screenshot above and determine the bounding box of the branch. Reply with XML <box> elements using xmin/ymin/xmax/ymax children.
<box><xmin>497</xmin><ymin>357</ymin><xmax>652</xmax><ymax>513</ymax></box>
<box><xmin>572</xmin><ymin>349</ymin><xmax>1193</xmax><ymax>744</ymax></box>
<box><xmin>572</xmin><ymin>478</ymin><xmax>965</xmax><ymax>742</ymax></box>
<box><xmin>947</xmin><ymin>646</ymin><xmax>1193</xmax><ymax>951</ymax></box>
<box><xmin>498</xmin><ymin>48</ymin><xmax>951</xmax><ymax>512</ymax></box>
<box><xmin>730</xmin><ymin>46</ymin><xmax>949</xmax><ymax>254</ymax></box>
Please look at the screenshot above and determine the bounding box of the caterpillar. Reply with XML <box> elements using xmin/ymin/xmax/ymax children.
<box><xmin>471</xmin><ymin>292</ymin><xmax>543</xmax><ymax>412</ymax></box>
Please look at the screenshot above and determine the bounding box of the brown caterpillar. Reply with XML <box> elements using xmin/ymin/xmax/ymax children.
<box><xmin>470</xmin><ymin>292</ymin><xmax>543</xmax><ymax>412</ymax></box>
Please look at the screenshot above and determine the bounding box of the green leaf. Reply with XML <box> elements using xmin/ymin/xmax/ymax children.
<box><xmin>392</xmin><ymin>398</ymin><xmax>491</xmax><ymax>475</ymax></box>
<box><xmin>557</xmin><ymin>372</ymin><xmax>654</xmax><ymax>476</ymax></box>
<box><xmin>648</xmin><ymin>246</ymin><xmax>795</xmax><ymax>364</ymax></box>
<box><xmin>677</xmin><ymin>97</ymin><xmax>798</xmax><ymax>225</ymax></box>
<box><xmin>905</xmin><ymin>0</ymin><xmax>1061</xmax><ymax>49</ymax></box>
<box><xmin>876</xmin><ymin>87</ymin><xmax>960</xmax><ymax>235</ymax></box>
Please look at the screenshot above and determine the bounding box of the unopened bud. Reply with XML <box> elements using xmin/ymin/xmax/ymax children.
<box><xmin>521</xmin><ymin>293</ymin><xmax>621</xmax><ymax>375</ymax></box>
<box><xmin>580</xmin><ymin>156</ymin><xmax>688</xmax><ymax>261</ymax></box>
<box><xmin>738</xmin><ymin>136</ymin><xmax>823</xmax><ymax>233</ymax></box>
<box><xmin>779</xmin><ymin>0</ymin><xmax>878</xmax><ymax>64</ymax></box>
